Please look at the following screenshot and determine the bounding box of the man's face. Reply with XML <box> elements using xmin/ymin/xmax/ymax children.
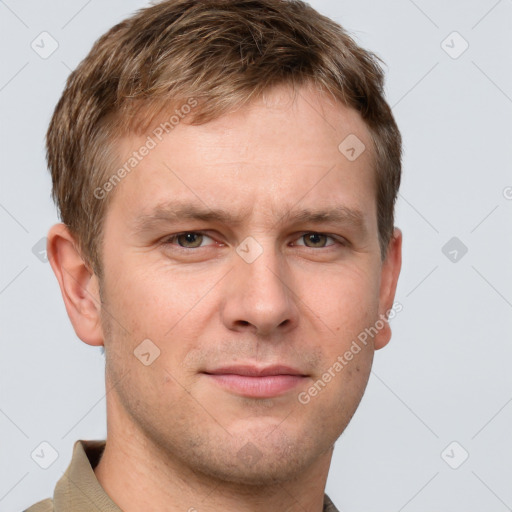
<box><xmin>98</xmin><ymin>85</ymin><xmax>399</xmax><ymax>483</ymax></box>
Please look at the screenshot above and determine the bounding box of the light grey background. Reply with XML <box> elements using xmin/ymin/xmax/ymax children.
<box><xmin>1</xmin><ymin>0</ymin><xmax>511</xmax><ymax>510</ymax></box>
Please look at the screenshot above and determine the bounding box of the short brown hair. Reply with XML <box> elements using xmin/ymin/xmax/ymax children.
<box><xmin>47</xmin><ymin>0</ymin><xmax>401</xmax><ymax>279</ymax></box>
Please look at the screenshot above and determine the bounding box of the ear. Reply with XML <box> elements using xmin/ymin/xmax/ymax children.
<box><xmin>373</xmin><ymin>227</ymin><xmax>402</xmax><ymax>350</ymax></box>
<box><xmin>46</xmin><ymin>223</ymin><xmax>104</xmax><ymax>347</ymax></box>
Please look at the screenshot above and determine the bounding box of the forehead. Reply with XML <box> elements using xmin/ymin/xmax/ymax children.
<box><xmin>106</xmin><ymin>85</ymin><xmax>376</xmax><ymax>229</ymax></box>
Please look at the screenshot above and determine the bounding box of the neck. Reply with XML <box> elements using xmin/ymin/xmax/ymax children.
<box><xmin>94</xmin><ymin>393</ymin><xmax>332</xmax><ymax>512</ymax></box>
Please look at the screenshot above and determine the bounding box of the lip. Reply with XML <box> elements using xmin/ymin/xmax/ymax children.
<box><xmin>203</xmin><ymin>365</ymin><xmax>308</xmax><ymax>398</ymax></box>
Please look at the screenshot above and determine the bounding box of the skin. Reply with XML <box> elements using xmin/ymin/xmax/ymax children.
<box><xmin>47</xmin><ymin>83</ymin><xmax>402</xmax><ymax>512</ymax></box>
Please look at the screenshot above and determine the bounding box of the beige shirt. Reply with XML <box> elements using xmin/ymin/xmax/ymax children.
<box><xmin>24</xmin><ymin>440</ymin><xmax>340</xmax><ymax>512</ymax></box>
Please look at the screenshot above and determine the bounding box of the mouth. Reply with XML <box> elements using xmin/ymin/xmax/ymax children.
<box><xmin>202</xmin><ymin>365</ymin><xmax>309</xmax><ymax>399</ymax></box>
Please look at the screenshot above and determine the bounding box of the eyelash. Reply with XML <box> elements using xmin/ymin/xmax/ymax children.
<box><xmin>162</xmin><ymin>231</ymin><xmax>347</xmax><ymax>249</ymax></box>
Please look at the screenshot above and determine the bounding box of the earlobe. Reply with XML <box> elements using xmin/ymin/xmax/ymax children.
<box><xmin>373</xmin><ymin>227</ymin><xmax>403</xmax><ymax>350</ymax></box>
<box><xmin>47</xmin><ymin>223</ymin><xmax>105</xmax><ymax>347</ymax></box>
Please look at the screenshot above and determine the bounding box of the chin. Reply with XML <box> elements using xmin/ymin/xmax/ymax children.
<box><xmin>195</xmin><ymin>451</ymin><xmax>312</xmax><ymax>487</ymax></box>
<box><xmin>184</xmin><ymin>426</ymin><xmax>332</xmax><ymax>487</ymax></box>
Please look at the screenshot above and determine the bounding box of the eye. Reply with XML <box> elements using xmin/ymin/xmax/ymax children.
<box><xmin>164</xmin><ymin>231</ymin><xmax>215</xmax><ymax>248</ymax></box>
<box><xmin>294</xmin><ymin>232</ymin><xmax>340</xmax><ymax>248</ymax></box>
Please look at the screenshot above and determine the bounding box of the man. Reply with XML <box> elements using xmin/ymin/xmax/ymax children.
<box><xmin>26</xmin><ymin>0</ymin><xmax>402</xmax><ymax>510</ymax></box>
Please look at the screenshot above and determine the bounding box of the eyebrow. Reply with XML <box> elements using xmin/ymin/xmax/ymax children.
<box><xmin>131</xmin><ymin>201</ymin><xmax>368</xmax><ymax>237</ymax></box>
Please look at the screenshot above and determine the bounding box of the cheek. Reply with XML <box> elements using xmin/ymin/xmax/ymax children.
<box><xmin>298</xmin><ymin>262</ymin><xmax>380</xmax><ymax>327</ymax></box>
<box><xmin>102</xmin><ymin>263</ymin><xmax>222</xmax><ymax>381</ymax></box>
<box><xmin>103</xmin><ymin>258</ymin><xmax>202</xmax><ymax>336</ymax></box>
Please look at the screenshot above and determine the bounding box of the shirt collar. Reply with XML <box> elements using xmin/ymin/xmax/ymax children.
<box><xmin>53</xmin><ymin>440</ymin><xmax>121</xmax><ymax>512</ymax></box>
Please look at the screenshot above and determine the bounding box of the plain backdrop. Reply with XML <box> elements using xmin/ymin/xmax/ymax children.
<box><xmin>1</xmin><ymin>0</ymin><xmax>511</xmax><ymax>510</ymax></box>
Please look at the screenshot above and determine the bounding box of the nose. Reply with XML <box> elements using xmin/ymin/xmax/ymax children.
<box><xmin>220</xmin><ymin>241</ymin><xmax>299</xmax><ymax>336</ymax></box>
